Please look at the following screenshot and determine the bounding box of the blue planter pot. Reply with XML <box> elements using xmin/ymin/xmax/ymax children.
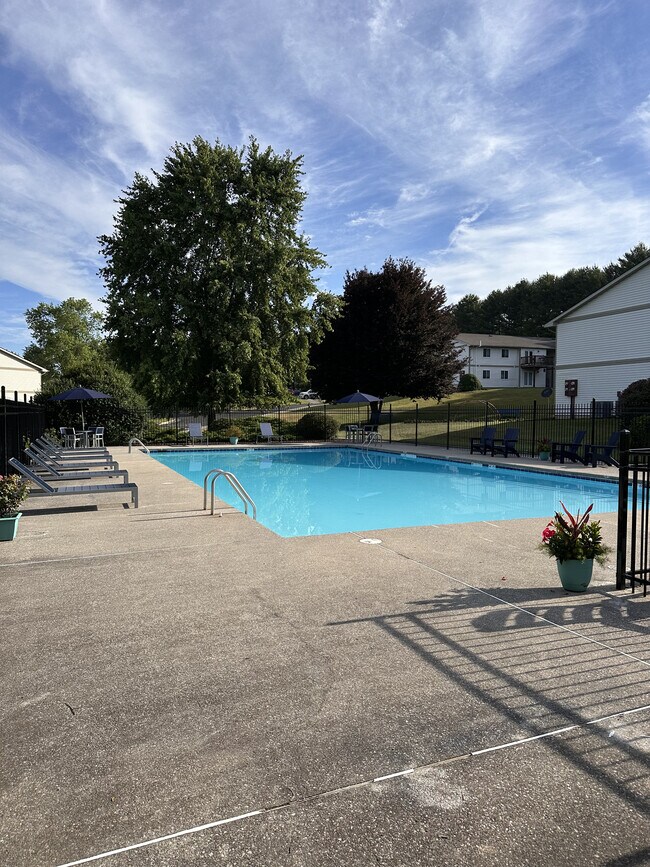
<box><xmin>0</xmin><ymin>512</ymin><xmax>21</xmax><ymax>542</ymax></box>
<box><xmin>557</xmin><ymin>558</ymin><xmax>594</xmax><ymax>592</ymax></box>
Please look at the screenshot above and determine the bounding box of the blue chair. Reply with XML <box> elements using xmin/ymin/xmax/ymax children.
<box><xmin>584</xmin><ymin>431</ymin><xmax>621</xmax><ymax>467</ymax></box>
<box><xmin>551</xmin><ymin>431</ymin><xmax>586</xmax><ymax>464</ymax></box>
<box><xmin>470</xmin><ymin>427</ymin><xmax>496</xmax><ymax>455</ymax></box>
<box><xmin>493</xmin><ymin>427</ymin><xmax>520</xmax><ymax>458</ymax></box>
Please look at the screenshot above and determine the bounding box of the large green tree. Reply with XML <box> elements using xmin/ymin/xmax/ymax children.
<box><xmin>23</xmin><ymin>298</ymin><xmax>105</xmax><ymax>375</ymax></box>
<box><xmin>311</xmin><ymin>258</ymin><xmax>462</xmax><ymax>400</ymax></box>
<box><xmin>99</xmin><ymin>136</ymin><xmax>331</xmax><ymax>406</ymax></box>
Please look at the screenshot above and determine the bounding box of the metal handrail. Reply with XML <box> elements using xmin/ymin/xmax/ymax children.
<box><xmin>128</xmin><ymin>437</ymin><xmax>150</xmax><ymax>454</ymax></box>
<box><xmin>203</xmin><ymin>469</ymin><xmax>257</xmax><ymax>519</ymax></box>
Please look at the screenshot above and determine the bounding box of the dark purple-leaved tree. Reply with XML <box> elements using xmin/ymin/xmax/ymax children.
<box><xmin>311</xmin><ymin>257</ymin><xmax>462</xmax><ymax>400</ymax></box>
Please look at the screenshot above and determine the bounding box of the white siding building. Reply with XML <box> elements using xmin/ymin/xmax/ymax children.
<box><xmin>0</xmin><ymin>347</ymin><xmax>47</xmax><ymax>400</ymax></box>
<box><xmin>455</xmin><ymin>333</ymin><xmax>555</xmax><ymax>388</ymax></box>
<box><xmin>546</xmin><ymin>257</ymin><xmax>650</xmax><ymax>408</ymax></box>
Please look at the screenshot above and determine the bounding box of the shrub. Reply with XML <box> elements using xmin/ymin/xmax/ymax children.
<box><xmin>224</xmin><ymin>425</ymin><xmax>243</xmax><ymax>439</ymax></box>
<box><xmin>618</xmin><ymin>378</ymin><xmax>650</xmax><ymax>447</ymax></box>
<box><xmin>458</xmin><ymin>373</ymin><xmax>483</xmax><ymax>392</ymax></box>
<box><xmin>618</xmin><ymin>378</ymin><xmax>650</xmax><ymax>410</ymax></box>
<box><xmin>295</xmin><ymin>411</ymin><xmax>339</xmax><ymax>440</ymax></box>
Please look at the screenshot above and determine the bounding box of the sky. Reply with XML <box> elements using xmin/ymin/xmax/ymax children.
<box><xmin>1</xmin><ymin>0</ymin><xmax>650</xmax><ymax>356</ymax></box>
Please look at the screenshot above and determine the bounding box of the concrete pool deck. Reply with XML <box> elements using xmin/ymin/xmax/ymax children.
<box><xmin>1</xmin><ymin>445</ymin><xmax>648</xmax><ymax>866</ymax></box>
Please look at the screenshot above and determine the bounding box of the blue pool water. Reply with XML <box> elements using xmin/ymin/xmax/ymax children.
<box><xmin>150</xmin><ymin>447</ymin><xmax>622</xmax><ymax>538</ymax></box>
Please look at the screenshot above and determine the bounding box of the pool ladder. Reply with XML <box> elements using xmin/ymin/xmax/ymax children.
<box><xmin>203</xmin><ymin>469</ymin><xmax>257</xmax><ymax>519</ymax></box>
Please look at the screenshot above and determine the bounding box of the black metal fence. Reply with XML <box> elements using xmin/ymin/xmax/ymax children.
<box><xmin>1</xmin><ymin>387</ymin><xmax>45</xmax><ymax>475</ymax></box>
<box><xmin>616</xmin><ymin>433</ymin><xmax>650</xmax><ymax>596</ymax></box>
<box><xmin>124</xmin><ymin>399</ymin><xmax>648</xmax><ymax>460</ymax></box>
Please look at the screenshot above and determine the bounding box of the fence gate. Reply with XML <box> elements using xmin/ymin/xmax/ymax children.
<box><xmin>616</xmin><ymin>434</ymin><xmax>650</xmax><ymax>596</ymax></box>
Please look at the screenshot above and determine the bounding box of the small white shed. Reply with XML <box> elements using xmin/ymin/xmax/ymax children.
<box><xmin>0</xmin><ymin>347</ymin><xmax>47</xmax><ymax>401</ymax></box>
<box><xmin>545</xmin><ymin>257</ymin><xmax>650</xmax><ymax>408</ymax></box>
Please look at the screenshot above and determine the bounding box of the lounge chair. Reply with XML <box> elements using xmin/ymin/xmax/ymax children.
<box><xmin>9</xmin><ymin>458</ymin><xmax>139</xmax><ymax>508</ymax></box>
<box><xmin>469</xmin><ymin>427</ymin><xmax>496</xmax><ymax>455</ymax></box>
<box><xmin>492</xmin><ymin>427</ymin><xmax>520</xmax><ymax>458</ymax></box>
<box><xmin>37</xmin><ymin>434</ymin><xmax>113</xmax><ymax>456</ymax></box>
<box><xmin>551</xmin><ymin>431</ymin><xmax>586</xmax><ymax>464</ymax></box>
<box><xmin>584</xmin><ymin>431</ymin><xmax>621</xmax><ymax>468</ymax></box>
<box><xmin>33</xmin><ymin>439</ymin><xmax>117</xmax><ymax>467</ymax></box>
<box><xmin>257</xmin><ymin>422</ymin><xmax>283</xmax><ymax>443</ymax></box>
<box><xmin>25</xmin><ymin>447</ymin><xmax>129</xmax><ymax>483</ymax></box>
<box><xmin>187</xmin><ymin>423</ymin><xmax>208</xmax><ymax>445</ymax></box>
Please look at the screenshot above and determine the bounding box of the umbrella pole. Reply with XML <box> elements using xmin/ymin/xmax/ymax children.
<box><xmin>81</xmin><ymin>400</ymin><xmax>85</xmax><ymax>430</ymax></box>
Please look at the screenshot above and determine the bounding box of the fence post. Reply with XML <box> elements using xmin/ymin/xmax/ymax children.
<box><xmin>415</xmin><ymin>403</ymin><xmax>419</xmax><ymax>446</ymax></box>
<box><xmin>175</xmin><ymin>407</ymin><xmax>179</xmax><ymax>444</ymax></box>
<box><xmin>615</xmin><ymin>430</ymin><xmax>631</xmax><ymax>590</ymax></box>
<box><xmin>389</xmin><ymin>404</ymin><xmax>392</xmax><ymax>444</ymax></box>
<box><xmin>2</xmin><ymin>386</ymin><xmax>7</xmax><ymax>475</ymax></box>
<box><xmin>590</xmin><ymin>398</ymin><xmax>596</xmax><ymax>447</ymax></box>
<box><xmin>446</xmin><ymin>403</ymin><xmax>451</xmax><ymax>450</ymax></box>
<box><xmin>277</xmin><ymin>404</ymin><xmax>281</xmax><ymax>438</ymax></box>
<box><xmin>530</xmin><ymin>400</ymin><xmax>537</xmax><ymax>459</ymax></box>
<box><xmin>323</xmin><ymin>403</ymin><xmax>327</xmax><ymax>439</ymax></box>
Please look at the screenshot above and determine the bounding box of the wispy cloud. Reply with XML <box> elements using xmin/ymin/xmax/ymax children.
<box><xmin>0</xmin><ymin>0</ymin><xmax>649</xmax><ymax>352</ymax></box>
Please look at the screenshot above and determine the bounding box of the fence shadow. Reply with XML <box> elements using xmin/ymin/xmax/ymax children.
<box><xmin>329</xmin><ymin>589</ymin><xmax>650</xmax><ymax>818</ymax></box>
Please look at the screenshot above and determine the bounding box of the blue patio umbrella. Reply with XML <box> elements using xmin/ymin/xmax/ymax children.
<box><xmin>335</xmin><ymin>391</ymin><xmax>381</xmax><ymax>404</ymax></box>
<box><xmin>49</xmin><ymin>387</ymin><xmax>112</xmax><ymax>429</ymax></box>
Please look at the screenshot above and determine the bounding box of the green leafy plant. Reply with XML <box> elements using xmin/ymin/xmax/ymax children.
<box><xmin>539</xmin><ymin>502</ymin><xmax>611</xmax><ymax>565</ymax></box>
<box><xmin>457</xmin><ymin>373</ymin><xmax>483</xmax><ymax>392</ymax></box>
<box><xmin>0</xmin><ymin>475</ymin><xmax>30</xmax><ymax>518</ymax></box>
<box><xmin>224</xmin><ymin>425</ymin><xmax>243</xmax><ymax>439</ymax></box>
<box><xmin>295</xmin><ymin>411</ymin><xmax>339</xmax><ymax>440</ymax></box>
<box><xmin>536</xmin><ymin>437</ymin><xmax>552</xmax><ymax>453</ymax></box>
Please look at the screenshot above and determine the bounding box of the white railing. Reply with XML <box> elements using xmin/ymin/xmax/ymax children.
<box><xmin>203</xmin><ymin>469</ymin><xmax>257</xmax><ymax>519</ymax></box>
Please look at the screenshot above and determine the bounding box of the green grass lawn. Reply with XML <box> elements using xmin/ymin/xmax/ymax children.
<box><xmin>383</xmin><ymin>387</ymin><xmax>553</xmax><ymax>410</ymax></box>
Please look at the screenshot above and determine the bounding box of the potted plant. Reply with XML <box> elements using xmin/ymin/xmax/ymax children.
<box><xmin>224</xmin><ymin>425</ymin><xmax>243</xmax><ymax>445</ymax></box>
<box><xmin>0</xmin><ymin>474</ymin><xmax>30</xmax><ymax>542</ymax></box>
<box><xmin>539</xmin><ymin>502</ymin><xmax>611</xmax><ymax>592</ymax></box>
<box><xmin>537</xmin><ymin>437</ymin><xmax>552</xmax><ymax>461</ymax></box>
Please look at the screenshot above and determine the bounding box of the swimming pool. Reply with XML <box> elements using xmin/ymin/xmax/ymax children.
<box><xmin>151</xmin><ymin>447</ymin><xmax>622</xmax><ymax>538</ymax></box>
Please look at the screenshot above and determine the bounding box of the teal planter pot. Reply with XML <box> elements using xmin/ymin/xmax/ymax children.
<box><xmin>0</xmin><ymin>513</ymin><xmax>21</xmax><ymax>542</ymax></box>
<box><xmin>557</xmin><ymin>558</ymin><xmax>594</xmax><ymax>592</ymax></box>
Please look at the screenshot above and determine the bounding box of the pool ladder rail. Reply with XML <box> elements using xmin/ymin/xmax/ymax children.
<box><xmin>128</xmin><ymin>437</ymin><xmax>150</xmax><ymax>454</ymax></box>
<box><xmin>203</xmin><ymin>469</ymin><xmax>257</xmax><ymax>519</ymax></box>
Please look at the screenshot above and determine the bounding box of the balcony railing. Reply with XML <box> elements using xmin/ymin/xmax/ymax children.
<box><xmin>520</xmin><ymin>354</ymin><xmax>550</xmax><ymax>369</ymax></box>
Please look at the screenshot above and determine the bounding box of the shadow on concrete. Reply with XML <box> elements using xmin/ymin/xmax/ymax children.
<box><xmin>21</xmin><ymin>504</ymin><xmax>98</xmax><ymax>516</ymax></box>
<box><xmin>329</xmin><ymin>589</ymin><xmax>650</xmax><ymax>818</ymax></box>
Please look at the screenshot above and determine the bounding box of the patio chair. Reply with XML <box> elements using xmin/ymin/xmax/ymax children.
<box><xmin>257</xmin><ymin>422</ymin><xmax>283</xmax><ymax>443</ymax></box>
<box><xmin>9</xmin><ymin>458</ymin><xmax>139</xmax><ymax>508</ymax></box>
<box><xmin>469</xmin><ymin>426</ymin><xmax>496</xmax><ymax>455</ymax></box>
<box><xmin>25</xmin><ymin>447</ymin><xmax>128</xmax><ymax>483</ymax></box>
<box><xmin>187</xmin><ymin>423</ymin><xmax>208</xmax><ymax>445</ymax></box>
<box><xmin>61</xmin><ymin>427</ymin><xmax>80</xmax><ymax>448</ymax></box>
<box><xmin>584</xmin><ymin>430</ymin><xmax>621</xmax><ymax>468</ymax></box>
<box><xmin>86</xmin><ymin>426</ymin><xmax>105</xmax><ymax>447</ymax></box>
<box><xmin>492</xmin><ymin>427</ymin><xmax>520</xmax><ymax>458</ymax></box>
<box><xmin>551</xmin><ymin>431</ymin><xmax>586</xmax><ymax>464</ymax></box>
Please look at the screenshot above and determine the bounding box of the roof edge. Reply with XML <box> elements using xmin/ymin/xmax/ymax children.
<box><xmin>0</xmin><ymin>346</ymin><xmax>48</xmax><ymax>373</ymax></box>
<box><xmin>545</xmin><ymin>256</ymin><xmax>650</xmax><ymax>328</ymax></box>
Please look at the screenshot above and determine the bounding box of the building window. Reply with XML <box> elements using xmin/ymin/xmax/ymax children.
<box><xmin>523</xmin><ymin>371</ymin><xmax>534</xmax><ymax>386</ymax></box>
<box><xmin>482</xmin><ymin>347</ymin><xmax>491</xmax><ymax>357</ymax></box>
<box><xmin>502</xmin><ymin>348</ymin><xmax>509</xmax><ymax>358</ymax></box>
<box><xmin>482</xmin><ymin>370</ymin><xmax>491</xmax><ymax>380</ymax></box>
<box><xmin>500</xmin><ymin>370</ymin><xmax>509</xmax><ymax>380</ymax></box>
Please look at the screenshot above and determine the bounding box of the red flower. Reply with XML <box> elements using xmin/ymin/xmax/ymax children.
<box><xmin>542</xmin><ymin>525</ymin><xmax>556</xmax><ymax>542</ymax></box>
